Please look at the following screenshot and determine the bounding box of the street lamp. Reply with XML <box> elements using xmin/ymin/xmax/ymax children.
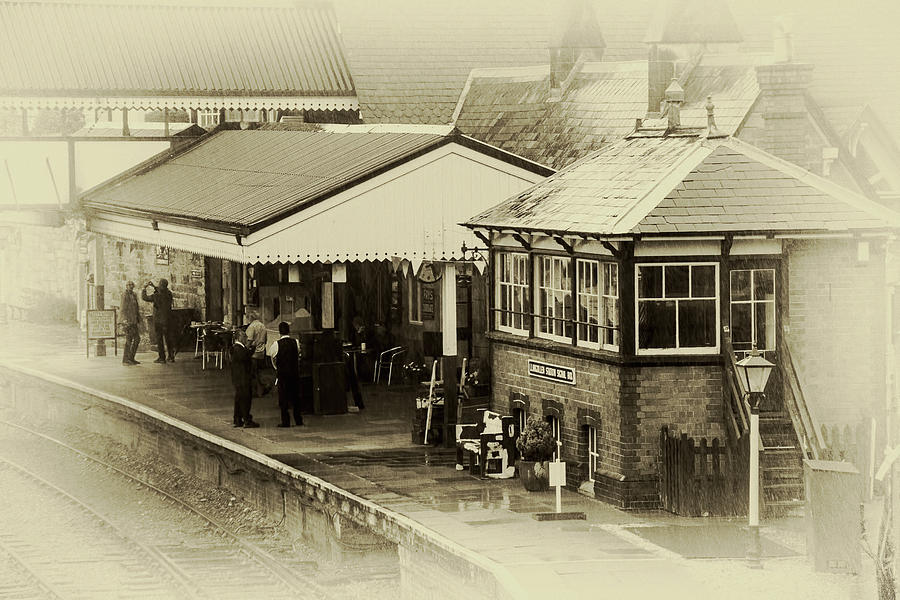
<box><xmin>735</xmin><ymin>345</ymin><xmax>775</xmax><ymax>569</ymax></box>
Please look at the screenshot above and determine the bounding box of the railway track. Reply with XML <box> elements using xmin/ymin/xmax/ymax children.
<box><xmin>0</xmin><ymin>419</ymin><xmax>331</xmax><ymax>600</ymax></box>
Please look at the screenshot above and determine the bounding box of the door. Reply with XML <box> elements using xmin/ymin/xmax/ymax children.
<box><xmin>204</xmin><ymin>256</ymin><xmax>223</xmax><ymax>322</ymax></box>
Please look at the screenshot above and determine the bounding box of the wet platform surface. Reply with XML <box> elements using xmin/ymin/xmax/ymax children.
<box><xmin>0</xmin><ymin>322</ymin><xmax>871</xmax><ymax>599</ymax></box>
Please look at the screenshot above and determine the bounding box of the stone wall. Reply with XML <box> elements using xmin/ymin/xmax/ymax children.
<box><xmin>0</xmin><ymin>217</ymin><xmax>82</xmax><ymax>322</ymax></box>
<box><xmin>101</xmin><ymin>236</ymin><xmax>206</xmax><ymax>319</ymax></box>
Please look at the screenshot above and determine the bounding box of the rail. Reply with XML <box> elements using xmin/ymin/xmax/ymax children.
<box><xmin>722</xmin><ymin>332</ymin><xmax>752</xmax><ymax>444</ymax></box>
<box><xmin>778</xmin><ymin>335</ymin><xmax>826</xmax><ymax>460</ymax></box>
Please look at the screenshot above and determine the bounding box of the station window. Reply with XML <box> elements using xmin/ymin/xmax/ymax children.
<box><xmin>496</xmin><ymin>251</ymin><xmax>529</xmax><ymax>334</ymax></box>
<box><xmin>408</xmin><ymin>275</ymin><xmax>422</xmax><ymax>324</ymax></box>
<box><xmin>546</xmin><ymin>415</ymin><xmax>561</xmax><ymax>461</ymax></box>
<box><xmin>535</xmin><ymin>255</ymin><xmax>573</xmax><ymax>342</ymax></box>
<box><xmin>636</xmin><ymin>263</ymin><xmax>719</xmax><ymax>354</ymax></box>
<box><xmin>730</xmin><ymin>269</ymin><xmax>776</xmax><ymax>353</ymax></box>
<box><xmin>576</xmin><ymin>259</ymin><xmax>618</xmax><ymax>350</ymax></box>
<box><xmin>586</xmin><ymin>425</ymin><xmax>598</xmax><ymax>482</ymax></box>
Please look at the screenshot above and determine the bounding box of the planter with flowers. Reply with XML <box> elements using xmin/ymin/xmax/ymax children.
<box><xmin>516</xmin><ymin>420</ymin><xmax>555</xmax><ymax>491</ymax></box>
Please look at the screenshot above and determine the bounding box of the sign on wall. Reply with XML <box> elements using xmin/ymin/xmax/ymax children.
<box><xmin>86</xmin><ymin>309</ymin><xmax>118</xmax><ymax>357</ymax></box>
<box><xmin>155</xmin><ymin>245</ymin><xmax>169</xmax><ymax>265</ymax></box>
<box><xmin>422</xmin><ymin>286</ymin><xmax>435</xmax><ymax>320</ymax></box>
<box><xmin>527</xmin><ymin>359</ymin><xmax>576</xmax><ymax>385</ymax></box>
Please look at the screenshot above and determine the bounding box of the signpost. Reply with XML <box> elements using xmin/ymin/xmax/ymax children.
<box><xmin>86</xmin><ymin>309</ymin><xmax>117</xmax><ymax>357</ymax></box>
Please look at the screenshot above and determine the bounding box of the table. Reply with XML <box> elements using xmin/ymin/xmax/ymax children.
<box><xmin>342</xmin><ymin>345</ymin><xmax>373</xmax><ymax>379</ymax></box>
<box><xmin>201</xmin><ymin>327</ymin><xmax>237</xmax><ymax>370</ymax></box>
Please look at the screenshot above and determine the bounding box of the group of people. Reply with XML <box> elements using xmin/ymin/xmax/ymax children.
<box><xmin>118</xmin><ymin>281</ymin><xmax>345</xmax><ymax>430</ymax></box>
<box><xmin>230</xmin><ymin>314</ymin><xmax>304</xmax><ymax>429</ymax></box>
<box><xmin>120</xmin><ymin>278</ymin><xmax>175</xmax><ymax>365</ymax></box>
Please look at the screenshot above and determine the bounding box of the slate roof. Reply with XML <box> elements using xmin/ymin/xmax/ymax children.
<box><xmin>333</xmin><ymin>0</ymin><xmax>552</xmax><ymax>124</ymax></box>
<box><xmin>465</xmin><ymin>134</ymin><xmax>900</xmax><ymax>236</ymax></box>
<box><xmin>0</xmin><ymin>1</ymin><xmax>354</xmax><ymax>103</ymax></box>
<box><xmin>455</xmin><ymin>55</ymin><xmax>760</xmax><ymax>170</ymax></box>
<box><xmin>81</xmin><ymin>125</ymin><xmax>553</xmax><ymax>232</ymax></box>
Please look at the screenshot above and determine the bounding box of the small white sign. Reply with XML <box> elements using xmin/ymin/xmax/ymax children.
<box><xmin>549</xmin><ymin>461</ymin><xmax>566</xmax><ymax>487</ymax></box>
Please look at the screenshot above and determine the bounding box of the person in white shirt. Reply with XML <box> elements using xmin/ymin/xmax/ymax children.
<box><xmin>245</xmin><ymin>311</ymin><xmax>270</xmax><ymax>397</ymax></box>
<box><xmin>268</xmin><ymin>322</ymin><xmax>303</xmax><ymax>427</ymax></box>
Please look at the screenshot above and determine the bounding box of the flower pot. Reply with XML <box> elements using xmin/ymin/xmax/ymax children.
<box><xmin>518</xmin><ymin>460</ymin><xmax>550</xmax><ymax>491</ymax></box>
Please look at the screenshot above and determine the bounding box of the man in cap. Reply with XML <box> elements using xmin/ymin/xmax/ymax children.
<box><xmin>120</xmin><ymin>281</ymin><xmax>141</xmax><ymax>365</ymax></box>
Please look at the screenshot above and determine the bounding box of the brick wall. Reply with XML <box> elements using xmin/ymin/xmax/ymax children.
<box><xmin>101</xmin><ymin>235</ymin><xmax>206</xmax><ymax>319</ymax></box>
<box><xmin>785</xmin><ymin>238</ymin><xmax>888</xmax><ymax>427</ymax></box>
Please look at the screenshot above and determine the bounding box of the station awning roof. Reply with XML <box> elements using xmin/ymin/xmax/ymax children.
<box><xmin>83</xmin><ymin>124</ymin><xmax>553</xmax><ymax>264</ymax></box>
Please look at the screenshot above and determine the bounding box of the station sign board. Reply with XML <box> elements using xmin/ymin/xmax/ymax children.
<box><xmin>86</xmin><ymin>309</ymin><xmax>118</xmax><ymax>357</ymax></box>
<box><xmin>527</xmin><ymin>359</ymin><xmax>576</xmax><ymax>385</ymax></box>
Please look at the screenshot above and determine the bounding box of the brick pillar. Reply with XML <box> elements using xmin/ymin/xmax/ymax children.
<box><xmin>754</xmin><ymin>63</ymin><xmax>814</xmax><ymax>170</ymax></box>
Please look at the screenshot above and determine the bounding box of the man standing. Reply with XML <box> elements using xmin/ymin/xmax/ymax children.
<box><xmin>245</xmin><ymin>311</ymin><xmax>270</xmax><ymax>396</ymax></box>
<box><xmin>120</xmin><ymin>281</ymin><xmax>141</xmax><ymax>365</ymax></box>
<box><xmin>231</xmin><ymin>330</ymin><xmax>259</xmax><ymax>428</ymax></box>
<box><xmin>269</xmin><ymin>322</ymin><xmax>304</xmax><ymax>427</ymax></box>
<box><xmin>141</xmin><ymin>278</ymin><xmax>175</xmax><ymax>364</ymax></box>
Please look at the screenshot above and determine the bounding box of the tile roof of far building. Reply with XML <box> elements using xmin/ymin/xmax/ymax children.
<box><xmin>465</xmin><ymin>134</ymin><xmax>900</xmax><ymax>237</ymax></box>
<box><xmin>454</xmin><ymin>54</ymin><xmax>760</xmax><ymax>170</ymax></box>
<box><xmin>332</xmin><ymin>0</ymin><xmax>553</xmax><ymax>125</ymax></box>
<box><xmin>0</xmin><ymin>1</ymin><xmax>355</xmax><ymax>108</ymax></box>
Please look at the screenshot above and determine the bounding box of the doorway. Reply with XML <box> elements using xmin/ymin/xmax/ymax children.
<box><xmin>204</xmin><ymin>256</ymin><xmax>223</xmax><ymax>322</ymax></box>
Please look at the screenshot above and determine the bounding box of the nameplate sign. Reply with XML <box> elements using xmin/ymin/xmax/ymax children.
<box><xmin>527</xmin><ymin>359</ymin><xmax>576</xmax><ymax>385</ymax></box>
<box><xmin>87</xmin><ymin>309</ymin><xmax>117</xmax><ymax>340</ymax></box>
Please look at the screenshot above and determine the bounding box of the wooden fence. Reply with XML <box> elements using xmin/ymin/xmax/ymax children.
<box><xmin>659</xmin><ymin>427</ymin><xmax>750</xmax><ymax>517</ymax></box>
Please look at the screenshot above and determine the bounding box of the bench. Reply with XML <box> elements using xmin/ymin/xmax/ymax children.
<box><xmin>455</xmin><ymin>408</ymin><xmax>519</xmax><ymax>479</ymax></box>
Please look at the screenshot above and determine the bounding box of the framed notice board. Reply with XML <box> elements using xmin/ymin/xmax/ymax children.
<box><xmin>421</xmin><ymin>285</ymin><xmax>435</xmax><ymax>320</ymax></box>
<box><xmin>86</xmin><ymin>309</ymin><xmax>118</xmax><ymax>357</ymax></box>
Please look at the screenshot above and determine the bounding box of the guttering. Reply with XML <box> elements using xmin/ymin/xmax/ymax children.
<box><xmin>85</xmin><ymin>205</ymin><xmax>249</xmax><ymax>237</ymax></box>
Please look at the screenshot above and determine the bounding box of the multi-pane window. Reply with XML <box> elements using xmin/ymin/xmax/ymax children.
<box><xmin>536</xmin><ymin>256</ymin><xmax>573</xmax><ymax>341</ymax></box>
<box><xmin>587</xmin><ymin>426</ymin><xmax>598</xmax><ymax>482</ymax></box>
<box><xmin>496</xmin><ymin>252</ymin><xmax>529</xmax><ymax>333</ymax></box>
<box><xmin>547</xmin><ymin>415</ymin><xmax>561</xmax><ymax>461</ymax></box>
<box><xmin>637</xmin><ymin>263</ymin><xmax>719</xmax><ymax>353</ymax></box>
<box><xmin>730</xmin><ymin>269</ymin><xmax>775</xmax><ymax>352</ymax></box>
<box><xmin>576</xmin><ymin>259</ymin><xmax>619</xmax><ymax>350</ymax></box>
<box><xmin>198</xmin><ymin>109</ymin><xmax>219</xmax><ymax>128</ymax></box>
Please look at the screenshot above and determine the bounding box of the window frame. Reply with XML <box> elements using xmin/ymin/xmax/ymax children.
<box><xmin>547</xmin><ymin>415</ymin><xmax>561</xmax><ymax>461</ymax></box>
<box><xmin>634</xmin><ymin>261</ymin><xmax>721</xmax><ymax>355</ymax></box>
<box><xmin>408</xmin><ymin>274</ymin><xmax>422</xmax><ymax>324</ymax></box>
<box><xmin>729</xmin><ymin>267</ymin><xmax>777</xmax><ymax>354</ymax></box>
<box><xmin>495</xmin><ymin>250</ymin><xmax>529</xmax><ymax>335</ymax></box>
<box><xmin>587</xmin><ymin>425</ymin><xmax>598</xmax><ymax>482</ymax></box>
<box><xmin>535</xmin><ymin>254</ymin><xmax>573</xmax><ymax>343</ymax></box>
<box><xmin>575</xmin><ymin>258</ymin><xmax>619</xmax><ymax>351</ymax></box>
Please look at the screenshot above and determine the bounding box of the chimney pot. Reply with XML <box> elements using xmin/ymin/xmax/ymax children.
<box><xmin>665</xmin><ymin>78</ymin><xmax>684</xmax><ymax>130</ymax></box>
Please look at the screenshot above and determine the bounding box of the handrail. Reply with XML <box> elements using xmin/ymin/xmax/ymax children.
<box><xmin>722</xmin><ymin>332</ymin><xmax>751</xmax><ymax>442</ymax></box>
<box><xmin>779</xmin><ymin>335</ymin><xmax>825</xmax><ymax>460</ymax></box>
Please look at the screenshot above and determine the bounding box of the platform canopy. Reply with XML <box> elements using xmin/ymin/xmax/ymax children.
<box><xmin>0</xmin><ymin>1</ymin><xmax>356</xmax><ymax>112</ymax></box>
<box><xmin>82</xmin><ymin>124</ymin><xmax>553</xmax><ymax>265</ymax></box>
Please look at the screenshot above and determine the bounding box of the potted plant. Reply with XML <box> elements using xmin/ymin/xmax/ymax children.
<box><xmin>516</xmin><ymin>419</ymin><xmax>555</xmax><ymax>491</ymax></box>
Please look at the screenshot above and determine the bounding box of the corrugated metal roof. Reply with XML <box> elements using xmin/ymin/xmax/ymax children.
<box><xmin>0</xmin><ymin>2</ymin><xmax>354</xmax><ymax>104</ymax></box>
<box><xmin>81</xmin><ymin>128</ymin><xmax>449</xmax><ymax>228</ymax></box>
<box><xmin>466</xmin><ymin>134</ymin><xmax>900</xmax><ymax>236</ymax></box>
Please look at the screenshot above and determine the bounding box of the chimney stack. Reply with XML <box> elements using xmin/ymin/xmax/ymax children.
<box><xmin>549</xmin><ymin>0</ymin><xmax>605</xmax><ymax>95</ymax></box>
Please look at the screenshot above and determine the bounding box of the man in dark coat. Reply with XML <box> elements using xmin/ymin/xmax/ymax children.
<box><xmin>268</xmin><ymin>321</ymin><xmax>304</xmax><ymax>427</ymax></box>
<box><xmin>231</xmin><ymin>330</ymin><xmax>259</xmax><ymax>428</ymax></box>
<box><xmin>120</xmin><ymin>281</ymin><xmax>141</xmax><ymax>365</ymax></box>
<box><xmin>141</xmin><ymin>278</ymin><xmax>175</xmax><ymax>364</ymax></box>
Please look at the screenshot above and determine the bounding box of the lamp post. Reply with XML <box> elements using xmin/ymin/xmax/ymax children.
<box><xmin>736</xmin><ymin>345</ymin><xmax>775</xmax><ymax>569</ymax></box>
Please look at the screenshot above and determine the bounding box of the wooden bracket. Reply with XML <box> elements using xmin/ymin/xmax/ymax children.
<box><xmin>599</xmin><ymin>240</ymin><xmax>622</xmax><ymax>260</ymax></box>
<box><xmin>512</xmin><ymin>233</ymin><xmax>531</xmax><ymax>251</ymax></box>
<box><xmin>553</xmin><ymin>236</ymin><xmax>574</xmax><ymax>254</ymax></box>
<box><xmin>722</xmin><ymin>234</ymin><xmax>733</xmax><ymax>257</ymax></box>
<box><xmin>473</xmin><ymin>229</ymin><xmax>491</xmax><ymax>248</ymax></box>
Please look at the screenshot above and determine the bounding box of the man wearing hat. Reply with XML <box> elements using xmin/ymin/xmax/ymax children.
<box><xmin>120</xmin><ymin>281</ymin><xmax>141</xmax><ymax>365</ymax></box>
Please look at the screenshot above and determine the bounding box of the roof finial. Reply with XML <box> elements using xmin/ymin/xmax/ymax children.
<box><xmin>705</xmin><ymin>95</ymin><xmax>724</xmax><ymax>138</ymax></box>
